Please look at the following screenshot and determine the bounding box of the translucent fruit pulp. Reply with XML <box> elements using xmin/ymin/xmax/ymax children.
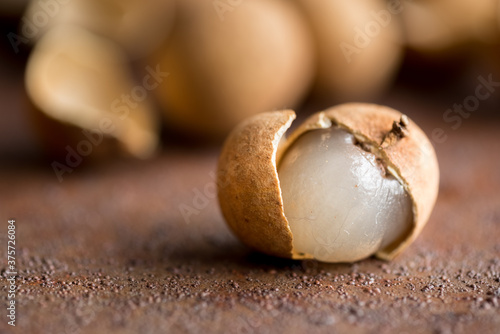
<box><xmin>278</xmin><ymin>127</ymin><xmax>412</xmax><ymax>262</ymax></box>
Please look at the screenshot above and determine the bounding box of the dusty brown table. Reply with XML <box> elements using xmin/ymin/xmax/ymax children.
<box><xmin>1</xmin><ymin>19</ymin><xmax>500</xmax><ymax>334</ymax></box>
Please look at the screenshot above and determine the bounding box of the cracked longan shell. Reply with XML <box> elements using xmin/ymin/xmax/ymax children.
<box><xmin>217</xmin><ymin>103</ymin><xmax>439</xmax><ymax>261</ymax></box>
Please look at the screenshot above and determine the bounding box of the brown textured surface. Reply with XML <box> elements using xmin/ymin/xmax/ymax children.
<box><xmin>1</xmin><ymin>101</ymin><xmax>499</xmax><ymax>334</ymax></box>
<box><xmin>1</xmin><ymin>17</ymin><xmax>500</xmax><ymax>334</ymax></box>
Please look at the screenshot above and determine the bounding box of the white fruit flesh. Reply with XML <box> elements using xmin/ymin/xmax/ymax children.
<box><xmin>278</xmin><ymin>127</ymin><xmax>412</xmax><ymax>262</ymax></box>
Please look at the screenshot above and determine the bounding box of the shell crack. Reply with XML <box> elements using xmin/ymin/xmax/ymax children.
<box><xmin>381</xmin><ymin>115</ymin><xmax>410</xmax><ymax>148</ymax></box>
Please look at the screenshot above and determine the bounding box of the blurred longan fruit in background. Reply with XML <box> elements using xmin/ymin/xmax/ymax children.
<box><xmin>23</xmin><ymin>0</ymin><xmax>175</xmax><ymax>59</ymax></box>
<box><xmin>149</xmin><ymin>0</ymin><xmax>315</xmax><ymax>137</ymax></box>
<box><xmin>25</xmin><ymin>25</ymin><xmax>160</xmax><ymax>162</ymax></box>
<box><xmin>401</xmin><ymin>0</ymin><xmax>500</xmax><ymax>53</ymax></box>
<box><xmin>295</xmin><ymin>0</ymin><xmax>404</xmax><ymax>102</ymax></box>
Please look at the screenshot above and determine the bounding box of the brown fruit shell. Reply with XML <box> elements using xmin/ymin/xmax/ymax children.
<box><xmin>218</xmin><ymin>111</ymin><xmax>296</xmax><ymax>259</ymax></box>
<box><xmin>218</xmin><ymin>103</ymin><xmax>439</xmax><ymax>261</ymax></box>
